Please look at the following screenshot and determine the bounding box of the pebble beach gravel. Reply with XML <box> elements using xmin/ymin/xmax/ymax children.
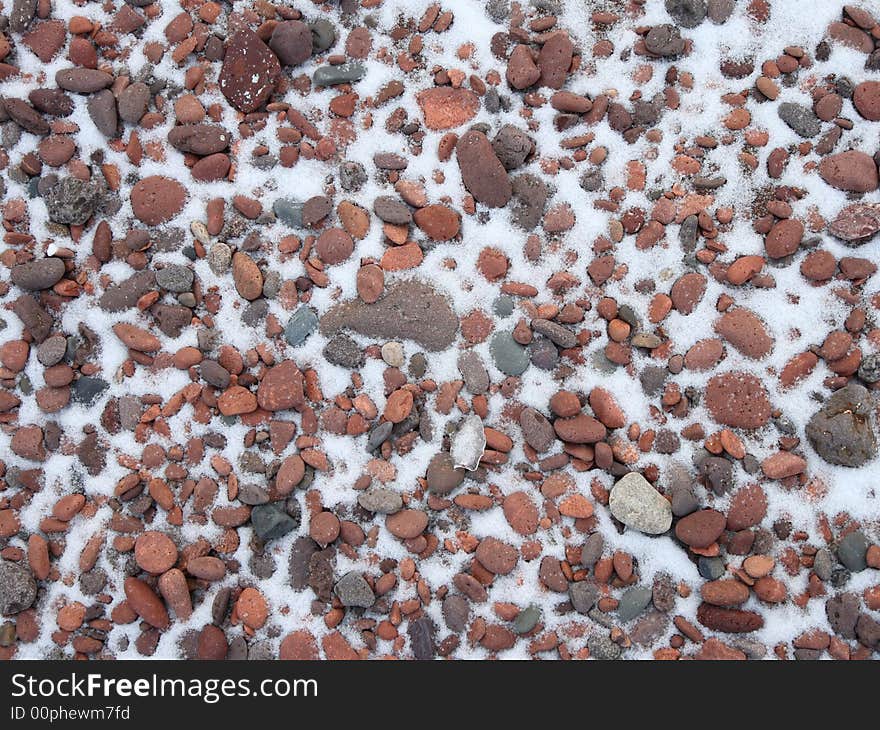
<box><xmin>0</xmin><ymin>0</ymin><xmax>879</xmax><ymax>663</ymax></box>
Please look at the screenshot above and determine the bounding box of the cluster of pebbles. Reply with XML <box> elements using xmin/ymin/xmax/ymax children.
<box><xmin>0</xmin><ymin>0</ymin><xmax>879</xmax><ymax>660</ymax></box>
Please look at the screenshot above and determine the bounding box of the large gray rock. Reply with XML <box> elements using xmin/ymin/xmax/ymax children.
<box><xmin>320</xmin><ymin>280</ymin><xmax>458</xmax><ymax>352</ymax></box>
<box><xmin>806</xmin><ymin>384</ymin><xmax>876</xmax><ymax>467</ymax></box>
<box><xmin>608</xmin><ymin>472</ymin><xmax>673</xmax><ymax>535</ymax></box>
<box><xmin>0</xmin><ymin>560</ymin><xmax>37</xmax><ymax>616</ymax></box>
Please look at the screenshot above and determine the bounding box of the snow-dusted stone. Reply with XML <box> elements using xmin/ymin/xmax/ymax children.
<box><xmin>451</xmin><ymin>414</ymin><xmax>486</xmax><ymax>471</ymax></box>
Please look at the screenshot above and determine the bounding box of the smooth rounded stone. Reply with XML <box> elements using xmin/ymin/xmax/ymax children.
<box><xmin>273</xmin><ymin>198</ymin><xmax>303</xmax><ymax>228</ymax></box>
<box><xmin>309</xmin><ymin>18</ymin><xmax>336</xmax><ymax>51</ymax></box>
<box><xmin>513</xmin><ymin>605</ymin><xmax>541</xmax><ymax>634</ymax></box>
<box><xmin>493</xmin><ymin>295</ymin><xmax>514</xmax><ymax>317</ymax></box>
<box><xmin>36</xmin><ymin>334</ymin><xmax>66</xmax><ymax>366</ymax></box>
<box><xmin>665</xmin><ymin>0</ymin><xmax>707</xmax><ymax>27</ymax></box>
<box><xmin>116</xmin><ymin>81</ymin><xmax>150</xmax><ymax>124</ymax></box>
<box><xmin>323</xmin><ymin>334</ymin><xmax>363</xmax><ymax>369</ymax></box>
<box><xmin>168</xmin><ymin>124</ymin><xmax>230</xmax><ymax>155</ymax></box>
<box><xmin>442</xmin><ymin>595</ymin><xmax>470</xmax><ymax>633</ymax></box>
<box><xmin>0</xmin><ymin>559</ymin><xmax>37</xmax><ymax>615</ymax></box>
<box><xmin>284</xmin><ymin>307</ymin><xmax>318</xmax><ymax>347</ymax></box>
<box><xmin>778</xmin><ymin>102</ymin><xmax>821</xmax><ymax>138</ymax></box>
<box><xmin>455</xmin><ymin>130</ymin><xmax>512</xmax><ymax>208</ymax></box>
<box><xmin>569</xmin><ymin>581</ymin><xmax>599</xmax><ymax>615</ymax></box>
<box><xmin>204</xmin><ymin>241</ymin><xmax>231</xmax><ymax>275</ymax></box>
<box><xmin>819</xmin><ymin>150</ymin><xmax>879</xmax><ymax>193</ymax></box>
<box><xmin>457</xmin><ymin>351</ymin><xmax>489</xmax><ymax>394</ymax></box>
<box><xmin>156</xmin><ymin>265</ymin><xmax>193</xmax><ymax>293</ymax></box>
<box><xmin>314</xmin><ymin>63</ymin><xmax>365</xmax><ymax>86</ymax></box>
<box><xmin>357</xmin><ymin>487</ymin><xmax>402</xmax><ymax>514</ymax></box>
<box><xmin>837</xmin><ymin>531</ymin><xmax>869</xmax><ymax>572</ymax></box>
<box><xmin>671</xmin><ymin>484</ymin><xmax>699</xmax><ymax>517</ymax></box>
<box><xmin>219</xmin><ymin>28</ymin><xmax>280</xmax><ymax>113</ymax></box>
<box><xmin>617</xmin><ymin>586</ymin><xmax>654</xmax><ymax>623</ymax></box>
<box><xmin>334</xmin><ymin>571</ymin><xmax>374</xmax><ymax>608</ymax></box>
<box><xmin>698</xmin><ymin>455</ymin><xmax>733</xmax><ymax>495</ymax></box>
<box><xmin>131</xmin><ymin>176</ymin><xmax>186</xmax><ymax>225</ymax></box>
<box><xmin>55</xmin><ymin>68</ymin><xmax>113</xmax><ymax>94</ymax></box>
<box><xmin>10</xmin><ymin>257</ymin><xmax>64</xmax><ymax>290</ymax></box>
<box><xmin>805</xmin><ymin>384</ymin><xmax>877</xmax><ymax>467</ymax></box>
<box><xmin>519</xmin><ymin>407</ymin><xmax>555</xmax><ymax>452</ymax></box>
<box><xmin>86</xmin><ymin>89</ymin><xmax>117</xmax><ymax>137</ymax></box>
<box><xmin>43</xmin><ymin>176</ymin><xmax>100</xmax><ymax>225</ymax></box>
<box><xmin>251</xmin><ymin>503</ymin><xmax>297</xmax><ymax>542</ymax></box>
<box><xmin>29</xmin><ymin>89</ymin><xmax>74</xmax><ymax>118</ymax></box>
<box><xmin>71</xmin><ymin>376</ymin><xmax>108</xmax><ymax>405</ymax></box>
<box><xmin>580</xmin><ymin>532</ymin><xmax>604</xmax><ymax>569</ymax></box>
<box><xmin>531</xmin><ymin>318</ymin><xmax>577</xmax><ymax>348</ymax></box>
<box><xmin>609</xmin><ymin>472</ymin><xmax>673</xmax><ymax>535</ymax></box>
<box><xmin>529</xmin><ymin>336</ymin><xmax>559</xmax><ymax>370</ymax></box>
<box><xmin>511</xmin><ymin>173</ymin><xmax>549</xmax><ymax>230</ymax></box>
<box><xmin>199</xmin><ymin>361</ymin><xmax>230</xmax><ymax>390</ymax></box>
<box><xmin>373</xmin><ymin>195</ymin><xmax>412</xmax><ymax>225</ymax></box>
<box><xmin>426</xmin><ymin>452</ymin><xmax>466</xmax><ymax>494</ymax></box>
<box><xmin>320</xmin><ymin>280</ymin><xmax>458</xmax><ymax>352</ymax></box>
<box><xmin>381</xmin><ymin>341</ymin><xmax>404</xmax><ymax>367</ymax></box>
<box><xmin>366</xmin><ymin>421</ymin><xmax>393</xmax><ymax>452</ymax></box>
<box><xmin>705</xmin><ymin>371</ymin><xmax>772</xmax><ymax>429</ymax></box>
<box><xmin>269</xmin><ymin>20</ymin><xmax>312</xmax><ymax>66</ymax></box>
<box><xmin>645</xmin><ymin>24</ymin><xmax>685</xmax><ymax>57</ymax></box>
<box><xmin>490</xmin><ymin>330</ymin><xmax>530</xmax><ymax>376</ymax></box>
<box><xmin>492</xmin><ymin>124</ymin><xmax>532</xmax><ymax>170</ymax></box>
<box><xmin>450</xmin><ymin>414</ymin><xmax>486</xmax><ymax>471</ymax></box>
<box><xmin>813</xmin><ymin>548</ymin><xmax>833</xmax><ymax>581</ymax></box>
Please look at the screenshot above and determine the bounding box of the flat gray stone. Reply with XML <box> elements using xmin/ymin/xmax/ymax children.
<box><xmin>285</xmin><ymin>306</ymin><xmax>318</xmax><ymax>347</ymax></box>
<box><xmin>490</xmin><ymin>330</ymin><xmax>529</xmax><ymax>376</ymax></box>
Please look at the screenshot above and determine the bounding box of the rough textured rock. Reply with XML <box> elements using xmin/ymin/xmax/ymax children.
<box><xmin>806</xmin><ymin>384</ymin><xmax>877</xmax><ymax>467</ymax></box>
<box><xmin>320</xmin><ymin>280</ymin><xmax>458</xmax><ymax>351</ymax></box>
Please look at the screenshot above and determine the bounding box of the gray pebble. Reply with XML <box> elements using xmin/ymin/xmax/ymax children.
<box><xmin>273</xmin><ymin>198</ymin><xmax>303</xmax><ymax>228</ymax></box>
<box><xmin>323</xmin><ymin>333</ymin><xmax>364</xmax><ymax>369</ymax></box>
<box><xmin>569</xmin><ymin>581</ymin><xmax>599</xmax><ymax>615</ymax></box>
<box><xmin>0</xmin><ymin>559</ymin><xmax>36</xmax><ymax>615</ymax></box>
<box><xmin>837</xmin><ymin>531</ymin><xmax>869</xmax><ymax>572</ymax></box>
<box><xmin>71</xmin><ymin>376</ymin><xmax>109</xmax><ymax>406</ymax></box>
<box><xmin>587</xmin><ymin>634</ymin><xmax>621</xmax><ymax>660</ymax></box>
<box><xmin>457</xmin><ymin>351</ymin><xmax>489</xmax><ymax>395</ymax></box>
<box><xmin>156</xmin><ymin>264</ymin><xmax>193</xmax><ymax>293</ymax></box>
<box><xmin>778</xmin><ymin>102</ymin><xmax>821</xmax><ymax>138</ymax></box>
<box><xmin>513</xmin><ymin>605</ymin><xmax>541</xmax><ymax>634</ymax></box>
<box><xmin>314</xmin><ymin>63</ymin><xmax>365</xmax><ymax>87</ymax></box>
<box><xmin>490</xmin><ymin>330</ymin><xmax>529</xmax><ymax>376</ymax></box>
<box><xmin>284</xmin><ymin>306</ymin><xmax>318</xmax><ymax>347</ymax></box>
<box><xmin>334</xmin><ymin>571</ymin><xmax>375</xmax><ymax>608</ymax></box>
<box><xmin>357</xmin><ymin>487</ymin><xmax>402</xmax><ymax>514</ymax></box>
<box><xmin>617</xmin><ymin>586</ymin><xmax>653</xmax><ymax>622</ymax></box>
